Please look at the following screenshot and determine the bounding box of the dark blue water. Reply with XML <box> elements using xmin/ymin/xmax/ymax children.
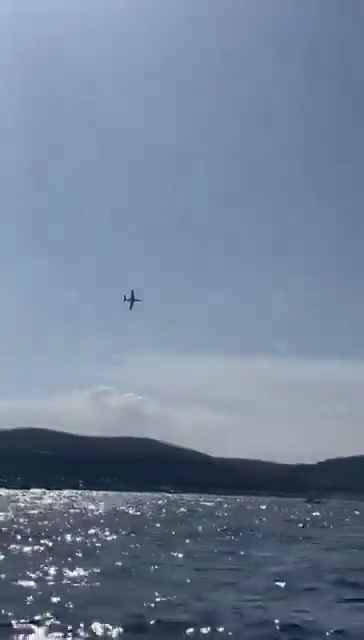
<box><xmin>0</xmin><ymin>490</ymin><xmax>364</xmax><ymax>638</ymax></box>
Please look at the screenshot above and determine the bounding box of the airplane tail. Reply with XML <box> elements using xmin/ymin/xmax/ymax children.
<box><xmin>123</xmin><ymin>295</ymin><xmax>127</xmax><ymax>302</ymax></box>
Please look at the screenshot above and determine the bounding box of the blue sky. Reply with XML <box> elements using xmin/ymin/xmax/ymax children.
<box><xmin>0</xmin><ymin>1</ymin><xmax>363</xmax><ymax>460</ymax></box>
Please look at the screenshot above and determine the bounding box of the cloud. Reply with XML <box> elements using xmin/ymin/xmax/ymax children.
<box><xmin>0</xmin><ymin>354</ymin><xmax>363</xmax><ymax>462</ymax></box>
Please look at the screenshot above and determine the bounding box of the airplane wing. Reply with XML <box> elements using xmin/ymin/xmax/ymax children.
<box><xmin>129</xmin><ymin>299</ymin><xmax>134</xmax><ymax>310</ymax></box>
<box><xmin>131</xmin><ymin>289</ymin><xmax>135</xmax><ymax>298</ymax></box>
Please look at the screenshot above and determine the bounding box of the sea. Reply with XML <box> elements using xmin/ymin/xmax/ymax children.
<box><xmin>0</xmin><ymin>490</ymin><xmax>363</xmax><ymax>639</ymax></box>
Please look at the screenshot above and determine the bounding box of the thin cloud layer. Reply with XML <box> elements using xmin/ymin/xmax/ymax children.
<box><xmin>0</xmin><ymin>354</ymin><xmax>363</xmax><ymax>462</ymax></box>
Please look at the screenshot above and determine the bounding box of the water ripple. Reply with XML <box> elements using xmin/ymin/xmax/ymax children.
<box><xmin>0</xmin><ymin>491</ymin><xmax>363</xmax><ymax>637</ymax></box>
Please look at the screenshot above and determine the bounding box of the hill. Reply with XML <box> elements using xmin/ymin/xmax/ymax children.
<box><xmin>0</xmin><ymin>427</ymin><xmax>363</xmax><ymax>497</ymax></box>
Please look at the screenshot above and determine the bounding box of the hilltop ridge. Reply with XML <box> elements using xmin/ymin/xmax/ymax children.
<box><xmin>0</xmin><ymin>427</ymin><xmax>209</xmax><ymax>461</ymax></box>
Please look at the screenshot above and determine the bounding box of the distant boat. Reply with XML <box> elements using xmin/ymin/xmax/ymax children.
<box><xmin>305</xmin><ymin>496</ymin><xmax>323</xmax><ymax>504</ymax></box>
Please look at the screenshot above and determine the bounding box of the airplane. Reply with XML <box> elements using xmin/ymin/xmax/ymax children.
<box><xmin>123</xmin><ymin>289</ymin><xmax>141</xmax><ymax>310</ymax></box>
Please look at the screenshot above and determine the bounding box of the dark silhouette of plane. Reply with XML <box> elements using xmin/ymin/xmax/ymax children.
<box><xmin>123</xmin><ymin>289</ymin><xmax>141</xmax><ymax>310</ymax></box>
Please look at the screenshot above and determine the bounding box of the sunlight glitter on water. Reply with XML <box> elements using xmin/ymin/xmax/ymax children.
<box><xmin>0</xmin><ymin>490</ymin><xmax>364</xmax><ymax>637</ymax></box>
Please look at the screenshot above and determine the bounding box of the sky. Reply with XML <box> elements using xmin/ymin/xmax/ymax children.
<box><xmin>0</xmin><ymin>0</ymin><xmax>364</xmax><ymax>461</ymax></box>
